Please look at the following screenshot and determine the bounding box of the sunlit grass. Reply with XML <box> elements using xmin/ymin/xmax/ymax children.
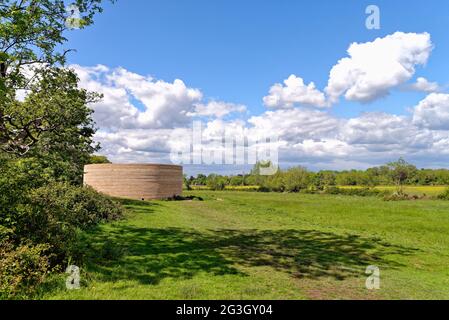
<box><xmin>191</xmin><ymin>185</ymin><xmax>448</xmax><ymax>196</ymax></box>
<box><xmin>41</xmin><ymin>191</ymin><xmax>449</xmax><ymax>300</ymax></box>
<box><xmin>340</xmin><ymin>185</ymin><xmax>447</xmax><ymax>196</ymax></box>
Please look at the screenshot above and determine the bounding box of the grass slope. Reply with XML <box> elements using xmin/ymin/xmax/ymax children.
<box><xmin>42</xmin><ymin>191</ymin><xmax>449</xmax><ymax>300</ymax></box>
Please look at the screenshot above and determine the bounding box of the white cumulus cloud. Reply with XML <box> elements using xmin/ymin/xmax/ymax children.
<box><xmin>325</xmin><ymin>32</ymin><xmax>433</xmax><ymax>104</ymax></box>
<box><xmin>406</xmin><ymin>77</ymin><xmax>440</xmax><ymax>93</ymax></box>
<box><xmin>70</xmin><ymin>61</ymin><xmax>449</xmax><ymax>171</ymax></box>
<box><xmin>187</xmin><ymin>101</ymin><xmax>247</xmax><ymax>118</ymax></box>
<box><xmin>340</xmin><ymin>112</ymin><xmax>433</xmax><ymax>152</ymax></box>
<box><xmin>107</xmin><ymin>67</ymin><xmax>203</xmax><ymax>129</ymax></box>
<box><xmin>263</xmin><ymin>75</ymin><xmax>327</xmax><ymax>109</ymax></box>
<box><xmin>413</xmin><ymin>93</ymin><xmax>449</xmax><ymax>130</ymax></box>
<box><xmin>248</xmin><ymin>108</ymin><xmax>340</xmax><ymax>143</ymax></box>
<box><xmin>72</xmin><ymin>65</ymin><xmax>205</xmax><ymax>129</ymax></box>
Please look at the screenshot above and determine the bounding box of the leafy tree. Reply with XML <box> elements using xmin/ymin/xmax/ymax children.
<box><xmin>206</xmin><ymin>175</ymin><xmax>226</xmax><ymax>191</ymax></box>
<box><xmin>312</xmin><ymin>171</ymin><xmax>336</xmax><ymax>190</ymax></box>
<box><xmin>364</xmin><ymin>167</ymin><xmax>381</xmax><ymax>187</ymax></box>
<box><xmin>0</xmin><ymin>0</ymin><xmax>119</xmax><ymax>299</ymax></box>
<box><xmin>262</xmin><ymin>170</ymin><xmax>284</xmax><ymax>192</ymax></box>
<box><xmin>283</xmin><ymin>167</ymin><xmax>310</xmax><ymax>192</ymax></box>
<box><xmin>0</xmin><ymin>0</ymin><xmax>111</xmax><ymax>154</ymax></box>
<box><xmin>183</xmin><ymin>174</ymin><xmax>192</xmax><ymax>191</ymax></box>
<box><xmin>250</xmin><ymin>161</ymin><xmax>272</xmax><ymax>186</ymax></box>
<box><xmin>4</xmin><ymin>68</ymin><xmax>101</xmax><ymax>183</ymax></box>
<box><xmin>387</xmin><ymin>158</ymin><xmax>417</xmax><ymax>193</ymax></box>
<box><xmin>335</xmin><ymin>171</ymin><xmax>356</xmax><ymax>186</ymax></box>
<box><xmin>229</xmin><ymin>175</ymin><xmax>244</xmax><ymax>186</ymax></box>
<box><xmin>188</xmin><ymin>159</ymin><xmax>449</xmax><ymax>193</ymax></box>
<box><xmin>195</xmin><ymin>174</ymin><xmax>207</xmax><ymax>186</ymax></box>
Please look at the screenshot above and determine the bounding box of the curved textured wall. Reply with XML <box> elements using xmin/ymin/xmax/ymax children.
<box><xmin>84</xmin><ymin>164</ymin><xmax>183</xmax><ymax>200</ymax></box>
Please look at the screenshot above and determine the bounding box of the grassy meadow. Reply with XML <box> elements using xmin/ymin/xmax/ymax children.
<box><xmin>40</xmin><ymin>191</ymin><xmax>449</xmax><ymax>299</ymax></box>
<box><xmin>340</xmin><ymin>185</ymin><xmax>448</xmax><ymax>197</ymax></box>
<box><xmin>192</xmin><ymin>185</ymin><xmax>448</xmax><ymax>197</ymax></box>
<box><xmin>40</xmin><ymin>190</ymin><xmax>449</xmax><ymax>300</ymax></box>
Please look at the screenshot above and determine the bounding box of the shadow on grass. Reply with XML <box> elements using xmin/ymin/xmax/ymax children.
<box><xmin>117</xmin><ymin>198</ymin><xmax>162</xmax><ymax>207</ymax></box>
<box><xmin>78</xmin><ymin>203</ymin><xmax>418</xmax><ymax>286</ymax></box>
<box><xmin>164</xmin><ymin>195</ymin><xmax>204</xmax><ymax>201</ymax></box>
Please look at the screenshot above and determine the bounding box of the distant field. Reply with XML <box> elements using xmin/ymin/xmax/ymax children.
<box><xmin>41</xmin><ymin>191</ymin><xmax>449</xmax><ymax>300</ymax></box>
<box><xmin>341</xmin><ymin>185</ymin><xmax>448</xmax><ymax>196</ymax></box>
<box><xmin>189</xmin><ymin>185</ymin><xmax>262</xmax><ymax>192</ymax></box>
<box><xmin>191</xmin><ymin>185</ymin><xmax>448</xmax><ymax>196</ymax></box>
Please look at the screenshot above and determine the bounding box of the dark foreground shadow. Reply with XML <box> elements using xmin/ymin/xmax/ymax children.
<box><xmin>164</xmin><ymin>195</ymin><xmax>204</xmax><ymax>201</ymax></box>
<box><xmin>80</xmin><ymin>222</ymin><xmax>418</xmax><ymax>285</ymax></box>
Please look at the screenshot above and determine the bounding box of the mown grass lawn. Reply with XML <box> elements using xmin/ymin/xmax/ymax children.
<box><xmin>41</xmin><ymin>191</ymin><xmax>449</xmax><ymax>300</ymax></box>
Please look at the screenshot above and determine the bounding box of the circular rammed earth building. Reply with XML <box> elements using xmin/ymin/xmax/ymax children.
<box><xmin>83</xmin><ymin>164</ymin><xmax>183</xmax><ymax>200</ymax></box>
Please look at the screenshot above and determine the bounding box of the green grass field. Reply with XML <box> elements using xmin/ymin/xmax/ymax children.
<box><xmin>41</xmin><ymin>191</ymin><xmax>449</xmax><ymax>300</ymax></box>
<box><xmin>192</xmin><ymin>185</ymin><xmax>448</xmax><ymax>196</ymax></box>
<box><xmin>341</xmin><ymin>185</ymin><xmax>448</xmax><ymax>197</ymax></box>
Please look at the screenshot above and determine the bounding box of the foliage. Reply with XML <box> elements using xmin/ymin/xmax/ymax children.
<box><xmin>2</xmin><ymin>68</ymin><xmax>100</xmax><ymax>183</ymax></box>
<box><xmin>324</xmin><ymin>186</ymin><xmax>390</xmax><ymax>197</ymax></box>
<box><xmin>386</xmin><ymin>158</ymin><xmax>418</xmax><ymax>193</ymax></box>
<box><xmin>194</xmin><ymin>174</ymin><xmax>207</xmax><ymax>186</ymax></box>
<box><xmin>0</xmin><ymin>158</ymin><xmax>56</xmax><ymax>238</ymax></box>
<box><xmin>0</xmin><ymin>0</ymin><xmax>109</xmax><ymax>73</ymax></box>
<box><xmin>187</xmin><ymin>159</ymin><xmax>449</xmax><ymax>196</ymax></box>
<box><xmin>0</xmin><ymin>0</ymin><xmax>111</xmax><ymax>154</ymax></box>
<box><xmin>0</xmin><ymin>171</ymin><xmax>123</xmax><ymax>298</ymax></box>
<box><xmin>229</xmin><ymin>175</ymin><xmax>245</xmax><ymax>186</ymax></box>
<box><xmin>88</xmin><ymin>155</ymin><xmax>111</xmax><ymax>164</ymax></box>
<box><xmin>226</xmin><ymin>185</ymin><xmax>260</xmax><ymax>192</ymax></box>
<box><xmin>23</xmin><ymin>182</ymin><xmax>123</xmax><ymax>263</ymax></box>
<box><xmin>383</xmin><ymin>192</ymin><xmax>422</xmax><ymax>202</ymax></box>
<box><xmin>183</xmin><ymin>175</ymin><xmax>192</xmax><ymax>191</ymax></box>
<box><xmin>261</xmin><ymin>170</ymin><xmax>284</xmax><ymax>192</ymax></box>
<box><xmin>0</xmin><ymin>0</ymin><xmax>117</xmax><ymax>300</ymax></box>
<box><xmin>207</xmin><ymin>175</ymin><xmax>226</xmax><ymax>191</ymax></box>
<box><xmin>311</xmin><ymin>171</ymin><xmax>336</xmax><ymax>190</ymax></box>
<box><xmin>437</xmin><ymin>188</ymin><xmax>449</xmax><ymax>200</ymax></box>
<box><xmin>282</xmin><ymin>167</ymin><xmax>311</xmax><ymax>192</ymax></box>
<box><xmin>0</xmin><ymin>241</ymin><xmax>50</xmax><ymax>299</ymax></box>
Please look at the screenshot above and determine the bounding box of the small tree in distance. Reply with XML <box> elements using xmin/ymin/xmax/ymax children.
<box><xmin>387</xmin><ymin>158</ymin><xmax>417</xmax><ymax>194</ymax></box>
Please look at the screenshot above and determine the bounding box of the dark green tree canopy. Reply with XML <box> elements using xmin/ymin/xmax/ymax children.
<box><xmin>2</xmin><ymin>67</ymin><xmax>100</xmax><ymax>154</ymax></box>
<box><xmin>0</xmin><ymin>0</ymin><xmax>111</xmax><ymax>154</ymax></box>
<box><xmin>0</xmin><ymin>0</ymin><xmax>109</xmax><ymax>87</ymax></box>
<box><xmin>2</xmin><ymin>68</ymin><xmax>101</xmax><ymax>183</ymax></box>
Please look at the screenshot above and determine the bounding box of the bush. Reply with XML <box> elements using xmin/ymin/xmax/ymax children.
<box><xmin>1</xmin><ymin>178</ymin><xmax>124</xmax><ymax>265</ymax></box>
<box><xmin>283</xmin><ymin>167</ymin><xmax>310</xmax><ymax>192</ymax></box>
<box><xmin>207</xmin><ymin>177</ymin><xmax>226</xmax><ymax>191</ymax></box>
<box><xmin>88</xmin><ymin>155</ymin><xmax>111</xmax><ymax>164</ymax></box>
<box><xmin>22</xmin><ymin>183</ymin><xmax>124</xmax><ymax>263</ymax></box>
<box><xmin>437</xmin><ymin>188</ymin><xmax>449</xmax><ymax>200</ymax></box>
<box><xmin>183</xmin><ymin>175</ymin><xmax>192</xmax><ymax>191</ymax></box>
<box><xmin>0</xmin><ymin>242</ymin><xmax>50</xmax><ymax>299</ymax></box>
<box><xmin>324</xmin><ymin>187</ymin><xmax>389</xmax><ymax>197</ymax></box>
<box><xmin>383</xmin><ymin>192</ymin><xmax>422</xmax><ymax>201</ymax></box>
<box><xmin>261</xmin><ymin>172</ymin><xmax>285</xmax><ymax>192</ymax></box>
<box><xmin>30</xmin><ymin>183</ymin><xmax>123</xmax><ymax>228</ymax></box>
<box><xmin>226</xmin><ymin>186</ymin><xmax>260</xmax><ymax>192</ymax></box>
<box><xmin>0</xmin><ymin>181</ymin><xmax>124</xmax><ymax>299</ymax></box>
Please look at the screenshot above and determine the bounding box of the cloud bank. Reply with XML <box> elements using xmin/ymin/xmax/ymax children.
<box><xmin>72</xmin><ymin>32</ymin><xmax>449</xmax><ymax>172</ymax></box>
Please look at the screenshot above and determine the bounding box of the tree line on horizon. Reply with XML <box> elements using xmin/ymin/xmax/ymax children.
<box><xmin>184</xmin><ymin>158</ymin><xmax>449</xmax><ymax>192</ymax></box>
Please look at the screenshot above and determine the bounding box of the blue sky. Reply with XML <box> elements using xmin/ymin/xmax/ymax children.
<box><xmin>66</xmin><ymin>0</ymin><xmax>449</xmax><ymax>118</ymax></box>
<box><xmin>64</xmin><ymin>1</ymin><xmax>449</xmax><ymax>173</ymax></box>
